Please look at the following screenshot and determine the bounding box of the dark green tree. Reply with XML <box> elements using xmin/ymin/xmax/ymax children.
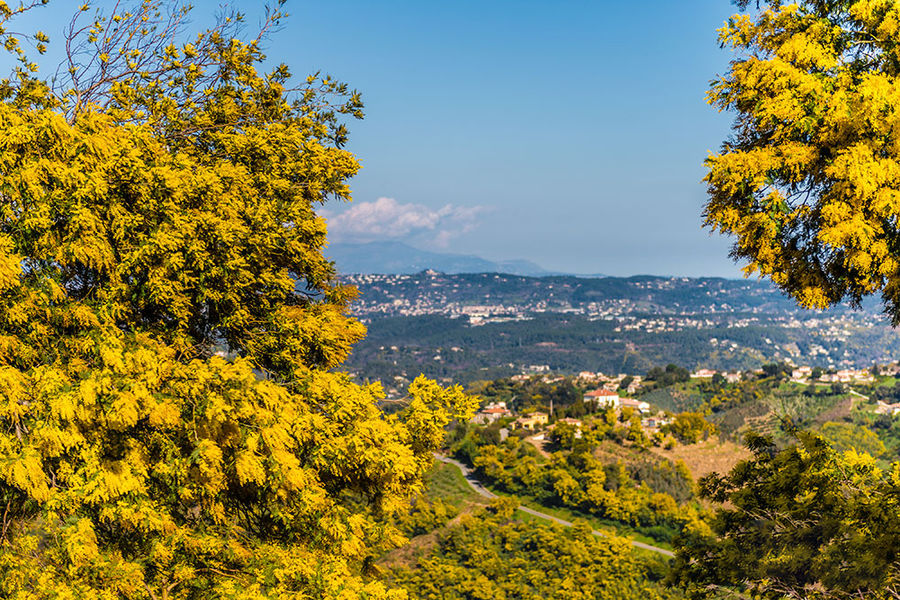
<box><xmin>672</xmin><ymin>432</ymin><xmax>900</xmax><ymax>599</ymax></box>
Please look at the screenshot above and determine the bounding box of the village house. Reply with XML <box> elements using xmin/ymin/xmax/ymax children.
<box><xmin>819</xmin><ymin>369</ymin><xmax>874</xmax><ymax>384</ymax></box>
<box><xmin>881</xmin><ymin>363</ymin><xmax>900</xmax><ymax>377</ymax></box>
<box><xmin>625</xmin><ymin>375</ymin><xmax>643</xmax><ymax>395</ymax></box>
<box><xmin>584</xmin><ymin>388</ymin><xmax>620</xmax><ymax>409</ymax></box>
<box><xmin>791</xmin><ymin>366</ymin><xmax>812</xmax><ymax>382</ymax></box>
<box><xmin>471</xmin><ymin>401</ymin><xmax>512</xmax><ymax>425</ymax></box>
<box><xmin>619</xmin><ymin>397</ymin><xmax>651</xmax><ymax>414</ymax></box>
<box><xmin>642</xmin><ymin>416</ymin><xmax>660</xmax><ymax>430</ymax></box>
<box><xmin>853</xmin><ymin>370</ymin><xmax>875</xmax><ymax>383</ymax></box>
<box><xmin>642</xmin><ymin>415</ymin><xmax>672</xmax><ymax>430</ymax></box>
<box><xmin>874</xmin><ymin>401</ymin><xmax>900</xmax><ymax>416</ymax></box>
<box><xmin>516</xmin><ymin>412</ymin><xmax>549</xmax><ymax>431</ymax></box>
<box><xmin>836</xmin><ymin>369</ymin><xmax>856</xmax><ymax>383</ymax></box>
<box><xmin>690</xmin><ymin>368</ymin><xmax>716</xmax><ymax>379</ymax></box>
<box><xmin>724</xmin><ymin>371</ymin><xmax>742</xmax><ymax>383</ymax></box>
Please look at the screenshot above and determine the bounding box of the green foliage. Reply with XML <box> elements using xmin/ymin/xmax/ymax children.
<box><xmin>393</xmin><ymin>497</ymin><xmax>460</xmax><ymax>538</ymax></box>
<box><xmin>347</xmin><ymin>307</ymin><xmax>900</xmax><ymax>386</ymax></box>
<box><xmin>646</xmin><ymin>364</ymin><xmax>691</xmax><ymax>388</ymax></box>
<box><xmin>672</xmin><ymin>431</ymin><xmax>900</xmax><ymax>599</ymax></box>
<box><xmin>819</xmin><ymin>421</ymin><xmax>887</xmax><ymax>458</ymax></box>
<box><xmin>453</xmin><ymin>429</ymin><xmax>702</xmax><ymax>543</ymax></box>
<box><xmin>873</xmin><ymin>381</ymin><xmax>900</xmax><ymax>403</ymax></box>
<box><xmin>629</xmin><ymin>459</ymin><xmax>693</xmax><ymax>505</ymax></box>
<box><xmin>469</xmin><ymin>374</ymin><xmax>583</xmax><ymax>413</ymax></box>
<box><xmin>761</xmin><ymin>362</ymin><xmax>791</xmax><ymax>381</ymax></box>
<box><xmin>663</xmin><ymin>413</ymin><xmax>715</xmax><ymax>444</ymax></box>
<box><xmin>700</xmin><ymin>380</ymin><xmax>763</xmax><ymax>415</ymax></box>
<box><xmin>390</xmin><ymin>500</ymin><xmax>681</xmax><ymax>600</ymax></box>
<box><xmin>422</xmin><ymin>461</ymin><xmax>487</xmax><ymax>510</ymax></box>
<box><xmin>675</xmin><ymin>1</ymin><xmax>900</xmax><ymax>593</ymax></box>
<box><xmin>548</xmin><ymin>421</ymin><xmax>579</xmax><ymax>449</ymax></box>
<box><xmin>852</xmin><ymin>410</ymin><xmax>900</xmax><ymax>460</ymax></box>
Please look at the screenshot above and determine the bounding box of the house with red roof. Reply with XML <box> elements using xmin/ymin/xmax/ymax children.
<box><xmin>471</xmin><ymin>402</ymin><xmax>512</xmax><ymax>425</ymax></box>
<box><xmin>583</xmin><ymin>388</ymin><xmax>620</xmax><ymax>409</ymax></box>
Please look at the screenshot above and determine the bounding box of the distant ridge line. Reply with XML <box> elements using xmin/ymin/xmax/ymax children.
<box><xmin>326</xmin><ymin>240</ymin><xmax>591</xmax><ymax>277</ymax></box>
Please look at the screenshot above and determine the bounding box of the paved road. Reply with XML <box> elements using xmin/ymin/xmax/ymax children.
<box><xmin>434</xmin><ymin>454</ymin><xmax>675</xmax><ymax>557</ymax></box>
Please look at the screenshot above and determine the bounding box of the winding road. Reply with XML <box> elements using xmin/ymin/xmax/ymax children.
<box><xmin>434</xmin><ymin>454</ymin><xmax>675</xmax><ymax>557</ymax></box>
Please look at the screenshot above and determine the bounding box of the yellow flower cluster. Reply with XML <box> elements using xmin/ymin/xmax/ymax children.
<box><xmin>706</xmin><ymin>1</ymin><xmax>900</xmax><ymax>320</ymax></box>
<box><xmin>0</xmin><ymin>2</ymin><xmax>476</xmax><ymax>598</ymax></box>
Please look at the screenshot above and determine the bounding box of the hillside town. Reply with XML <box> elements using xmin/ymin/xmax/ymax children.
<box><xmin>342</xmin><ymin>273</ymin><xmax>900</xmax><ymax>378</ymax></box>
<box><xmin>343</xmin><ymin>272</ymin><xmax>885</xmax><ymax>327</ymax></box>
<box><xmin>460</xmin><ymin>362</ymin><xmax>895</xmax><ymax>450</ymax></box>
<box><xmin>469</xmin><ymin>389</ymin><xmax>663</xmax><ymax>447</ymax></box>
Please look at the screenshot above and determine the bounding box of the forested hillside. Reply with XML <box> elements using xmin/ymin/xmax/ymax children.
<box><xmin>342</xmin><ymin>273</ymin><xmax>900</xmax><ymax>388</ymax></box>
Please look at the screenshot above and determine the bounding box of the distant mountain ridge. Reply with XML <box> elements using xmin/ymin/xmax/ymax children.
<box><xmin>326</xmin><ymin>241</ymin><xmax>567</xmax><ymax>276</ymax></box>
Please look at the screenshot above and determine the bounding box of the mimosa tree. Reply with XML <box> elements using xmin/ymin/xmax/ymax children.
<box><xmin>0</xmin><ymin>1</ymin><xmax>474</xmax><ymax>598</ymax></box>
<box><xmin>705</xmin><ymin>0</ymin><xmax>900</xmax><ymax>323</ymax></box>
<box><xmin>677</xmin><ymin>1</ymin><xmax>900</xmax><ymax>597</ymax></box>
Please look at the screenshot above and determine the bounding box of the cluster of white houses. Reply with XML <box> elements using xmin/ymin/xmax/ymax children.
<box><xmin>471</xmin><ymin>363</ymin><xmax>899</xmax><ymax>435</ymax></box>
<box><xmin>874</xmin><ymin>401</ymin><xmax>900</xmax><ymax>417</ymax></box>
<box><xmin>469</xmin><ymin>402</ymin><xmax>547</xmax><ymax>430</ymax></box>
<box><xmin>788</xmin><ymin>366</ymin><xmax>877</xmax><ymax>384</ymax></box>
<box><xmin>503</xmin><ymin>365</ymin><xmax>885</xmax><ymax>396</ymax></box>
<box><xmin>575</xmin><ymin>372</ymin><xmax>644</xmax><ymax>394</ymax></box>
<box><xmin>690</xmin><ymin>365</ymin><xmax>885</xmax><ymax>384</ymax></box>
<box><xmin>690</xmin><ymin>369</ymin><xmax>741</xmax><ymax>382</ymax></box>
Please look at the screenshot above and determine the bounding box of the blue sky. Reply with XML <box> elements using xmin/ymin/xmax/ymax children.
<box><xmin>12</xmin><ymin>1</ymin><xmax>746</xmax><ymax>277</ymax></box>
<box><xmin>268</xmin><ymin>0</ymin><xmax>744</xmax><ymax>277</ymax></box>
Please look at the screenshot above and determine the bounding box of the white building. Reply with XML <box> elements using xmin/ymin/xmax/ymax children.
<box><xmin>584</xmin><ymin>388</ymin><xmax>620</xmax><ymax>409</ymax></box>
<box><xmin>619</xmin><ymin>397</ymin><xmax>651</xmax><ymax>414</ymax></box>
<box><xmin>690</xmin><ymin>369</ymin><xmax>716</xmax><ymax>379</ymax></box>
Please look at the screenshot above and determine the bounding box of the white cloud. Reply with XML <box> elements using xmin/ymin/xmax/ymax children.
<box><xmin>323</xmin><ymin>197</ymin><xmax>486</xmax><ymax>247</ymax></box>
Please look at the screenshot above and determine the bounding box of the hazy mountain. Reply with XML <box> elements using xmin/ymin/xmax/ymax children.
<box><xmin>326</xmin><ymin>241</ymin><xmax>555</xmax><ymax>276</ymax></box>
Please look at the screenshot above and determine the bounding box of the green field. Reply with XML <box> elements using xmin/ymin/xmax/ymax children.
<box><xmin>423</xmin><ymin>461</ymin><xmax>488</xmax><ymax>508</ymax></box>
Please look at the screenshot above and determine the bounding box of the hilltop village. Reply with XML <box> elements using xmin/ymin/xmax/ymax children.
<box><xmin>459</xmin><ymin>362</ymin><xmax>895</xmax><ymax>451</ymax></box>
